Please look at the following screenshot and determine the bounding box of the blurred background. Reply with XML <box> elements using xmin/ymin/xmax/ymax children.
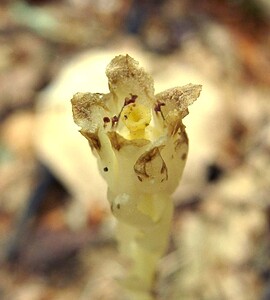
<box><xmin>0</xmin><ymin>0</ymin><xmax>270</xmax><ymax>299</ymax></box>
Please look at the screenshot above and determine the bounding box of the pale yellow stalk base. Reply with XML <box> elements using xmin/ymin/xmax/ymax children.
<box><xmin>114</xmin><ymin>194</ymin><xmax>173</xmax><ymax>300</ymax></box>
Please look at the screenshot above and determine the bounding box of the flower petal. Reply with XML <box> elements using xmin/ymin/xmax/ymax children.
<box><xmin>71</xmin><ymin>92</ymin><xmax>110</xmax><ymax>132</ymax></box>
<box><xmin>134</xmin><ymin>146</ymin><xmax>168</xmax><ymax>183</ymax></box>
<box><xmin>107</xmin><ymin>131</ymin><xmax>149</xmax><ymax>151</ymax></box>
<box><xmin>155</xmin><ymin>83</ymin><xmax>202</xmax><ymax>118</ymax></box>
<box><xmin>106</xmin><ymin>55</ymin><xmax>155</xmax><ymax>109</ymax></box>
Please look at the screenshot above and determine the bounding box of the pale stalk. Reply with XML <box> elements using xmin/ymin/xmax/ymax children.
<box><xmin>112</xmin><ymin>193</ymin><xmax>173</xmax><ymax>299</ymax></box>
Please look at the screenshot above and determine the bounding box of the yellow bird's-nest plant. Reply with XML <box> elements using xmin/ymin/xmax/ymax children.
<box><xmin>71</xmin><ymin>55</ymin><xmax>201</xmax><ymax>300</ymax></box>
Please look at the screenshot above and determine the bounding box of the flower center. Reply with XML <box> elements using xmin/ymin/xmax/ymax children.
<box><xmin>121</xmin><ymin>103</ymin><xmax>151</xmax><ymax>137</ymax></box>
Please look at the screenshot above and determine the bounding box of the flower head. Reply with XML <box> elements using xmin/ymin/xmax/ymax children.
<box><xmin>71</xmin><ymin>55</ymin><xmax>201</xmax><ymax>200</ymax></box>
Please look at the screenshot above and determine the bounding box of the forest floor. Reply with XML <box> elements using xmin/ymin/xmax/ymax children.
<box><xmin>0</xmin><ymin>1</ymin><xmax>269</xmax><ymax>299</ymax></box>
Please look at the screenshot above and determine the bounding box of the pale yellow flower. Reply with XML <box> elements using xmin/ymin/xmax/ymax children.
<box><xmin>72</xmin><ymin>55</ymin><xmax>200</xmax><ymax>212</ymax></box>
<box><xmin>71</xmin><ymin>54</ymin><xmax>201</xmax><ymax>299</ymax></box>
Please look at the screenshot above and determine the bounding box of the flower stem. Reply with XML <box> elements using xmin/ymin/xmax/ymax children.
<box><xmin>114</xmin><ymin>194</ymin><xmax>173</xmax><ymax>299</ymax></box>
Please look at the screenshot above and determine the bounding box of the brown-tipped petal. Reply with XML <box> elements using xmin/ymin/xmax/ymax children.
<box><xmin>71</xmin><ymin>92</ymin><xmax>109</xmax><ymax>132</ymax></box>
<box><xmin>106</xmin><ymin>55</ymin><xmax>155</xmax><ymax>108</ymax></box>
<box><xmin>155</xmin><ymin>83</ymin><xmax>202</xmax><ymax>118</ymax></box>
